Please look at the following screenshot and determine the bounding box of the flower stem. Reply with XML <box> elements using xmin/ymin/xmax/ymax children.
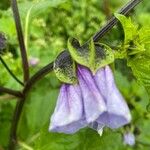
<box><xmin>11</xmin><ymin>0</ymin><xmax>29</xmax><ymax>83</ymax></box>
<box><xmin>24</xmin><ymin>62</ymin><xmax>53</xmax><ymax>94</ymax></box>
<box><xmin>0</xmin><ymin>86</ymin><xmax>22</xmax><ymax>97</ymax></box>
<box><xmin>8</xmin><ymin>97</ymin><xmax>25</xmax><ymax>150</ymax></box>
<box><xmin>0</xmin><ymin>56</ymin><xmax>24</xmax><ymax>86</ymax></box>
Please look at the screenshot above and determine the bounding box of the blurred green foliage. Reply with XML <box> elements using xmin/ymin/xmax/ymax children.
<box><xmin>0</xmin><ymin>0</ymin><xmax>150</xmax><ymax>150</ymax></box>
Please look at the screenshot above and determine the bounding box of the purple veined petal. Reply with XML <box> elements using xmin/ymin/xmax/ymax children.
<box><xmin>49</xmin><ymin>84</ymin><xmax>87</xmax><ymax>134</ymax></box>
<box><xmin>77</xmin><ymin>65</ymin><xmax>106</xmax><ymax>123</ymax></box>
<box><xmin>123</xmin><ymin>132</ymin><xmax>135</xmax><ymax>146</ymax></box>
<box><xmin>94</xmin><ymin>66</ymin><xmax>131</xmax><ymax>129</ymax></box>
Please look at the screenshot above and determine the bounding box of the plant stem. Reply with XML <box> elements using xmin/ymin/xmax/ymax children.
<box><xmin>0</xmin><ymin>56</ymin><xmax>24</xmax><ymax>86</ymax></box>
<box><xmin>8</xmin><ymin>63</ymin><xmax>53</xmax><ymax>150</ymax></box>
<box><xmin>8</xmin><ymin>97</ymin><xmax>25</xmax><ymax>150</ymax></box>
<box><xmin>24</xmin><ymin>62</ymin><xmax>53</xmax><ymax>94</ymax></box>
<box><xmin>11</xmin><ymin>0</ymin><xmax>29</xmax><ymax>83</ymax></box>
<box><xmin>8</xmin><ymin>0</ymin><xmax>30</xmax><ymax>149</ymax></box>
<box><xmin>0</xmin><ymin>86</ymin><xmax>22</xmax><ymax>97</ymax></box>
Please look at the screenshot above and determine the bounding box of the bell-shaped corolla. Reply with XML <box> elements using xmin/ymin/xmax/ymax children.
<box><xmin>93</xmin><ymin>66</ymin><xmax>131</xmax><ymax>129</ymax></box>
<box><xmin>49</xmin><ymin>84</ymin><xmax>87</xmax><ymax>134</ymax></box>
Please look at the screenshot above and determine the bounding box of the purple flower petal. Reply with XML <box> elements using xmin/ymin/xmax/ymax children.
<box><xmin>49</xmin><ymin>84</ymin><xmax>86</xmax><ymax>134</ymax></box>
<box><xmin>29</xmin><ymin>57</ymin><xmax>40</xmax><ymax>67</ymax></box>
<box><xmin>94</xmin><ymin>66</ymin><xmax>131</xmax><ymax>129</ymax></box>
<box><xmin>50</xmin><ymin>64</ymin><xmax>132</xmax><ymax>134</ymax></box>
<box><xmin>77</xmin><ymin>65</ymin><xmax>106</xmax><ymax>123</ymax></box>
<box><xmin>123</xmin><ymin>132</ymin><xmax>135</xmax><ymax>146</ymax></box>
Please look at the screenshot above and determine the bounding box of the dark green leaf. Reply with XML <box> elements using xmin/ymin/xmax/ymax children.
<box><xmin>54</xmin><ymin>51</ymin><xmax>77</xmax><ymax>84</ymax></box>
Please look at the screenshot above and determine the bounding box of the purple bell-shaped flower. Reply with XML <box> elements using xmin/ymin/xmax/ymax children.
<box><xmin>92</xmin><ymin>66</ymin><xmax>131</xmax><ymax>129</ymax></box>
<box><xmin>49</xmin><ymin>65</ymin><xmax>131</xmax><ymax>134</ymax></box>
<box><xmin>123</xmin><ymin>132</ymin><xmax>135</xmax><ymax>146</ymax></box>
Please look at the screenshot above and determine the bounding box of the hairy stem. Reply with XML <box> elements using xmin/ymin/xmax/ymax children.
<box><xmin>0</xmin><ymin>56</ymin><xmax>24</xmax><ymax>86</ymax></box>
<box><xmin>11</xmin><ymin>0</ymin><xmax>29</xmax><ymax>82</ymax></box>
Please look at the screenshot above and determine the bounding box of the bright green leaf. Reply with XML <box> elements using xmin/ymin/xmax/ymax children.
<box><xmin>115</xmin><ymin>13</ymin><xmax>138</xmax><ymax>44</ymax></box>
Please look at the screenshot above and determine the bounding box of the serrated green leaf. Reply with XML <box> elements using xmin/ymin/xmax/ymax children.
<box><xmin>138</xmin><ymin>27</ymin><xmax>150</xmax><ymax>46</ymax></box>
<box><xmin>115</xmin><ymin>14</ymin><xmax>148</xmax><ymax>56</ymax></box>
<box><xmin>67</xmin><ymin>37</ymin><xmax>114</xmax><ymax>73</ymax></box>
<box><xmin>115</xmin><ymin>13</ymin><xmax>138</xmax><ymax>44</ymax></box>
<box><xmin>54</xmin><ymin>50</ymin><xmax>77</xmax><ymax>84</ymax></box>
<box><xmin>128</xmin><ymin>54</ymin><xmax>150</xmax><ymax>87</ymax></box>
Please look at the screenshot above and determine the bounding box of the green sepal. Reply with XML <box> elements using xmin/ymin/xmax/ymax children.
<box><xmin>67</xmin><ymin>37</ymin><xmax>114</xmax><ymax>73</ymax></box>
<box><xmin>53</xmin><ymin>50</ymin><xmax>77</xmax><ymax>84</ymax></box>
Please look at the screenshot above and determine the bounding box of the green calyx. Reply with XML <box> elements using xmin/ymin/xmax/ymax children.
<box><xmin>53</xmin><ymin>50</ymin><xmax>77</xmax><ymax>84</ymax></box>
<box><xmin>67</xmin><ymin>37</ymin><xmax>114</xmax><ymax>74</ymax></box>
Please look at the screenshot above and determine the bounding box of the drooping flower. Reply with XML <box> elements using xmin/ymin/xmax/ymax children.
<box><xmin>123</xmin><ymin>132</ymin><xmax>135</xmax><ymax>146</ymax></box>
<box><xmin>49</xmin><ymin>65</ymin><xmax>131</xmax><ymax>134</ymax></box>
<box><xmin>92</xmin><ymin>66</ymin><xmax>131</xmax><ymax>130</ymax></box>
<box><xmin>49</xmin><ymin>84</ymin><xmax>87</xmax><ymax>133</ymax></box>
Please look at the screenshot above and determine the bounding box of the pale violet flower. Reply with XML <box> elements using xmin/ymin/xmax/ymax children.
<box><xmin>29</xmin><ymin>57</ymin><xmax>40</xmax><ymax>67</ymax></box>
<box><xmin>123</xmin><ymin>132</ymin><xmax>135</xmax><ymax>146</ymax></box>
<box><xmin>49</xmin><ymin>84</ymin><xmax>87</xmax><ymax>133</ymax></box>
<box><xmin>77</xmin><ymin>66</ymin><xmax>106</xmax><ymax>123</ymax></box>
<box><xmin>49</xmin><ymin>65</ymin><xmax>131</xmax><ymax>134</ymax></box>
<box><xmin>91</xmin><ymin>66</ymin><xmax>131</xmax><ymax>131</ymax></box>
